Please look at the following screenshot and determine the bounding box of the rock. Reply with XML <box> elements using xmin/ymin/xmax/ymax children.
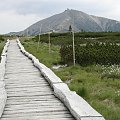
<box><xmin>53</xmin><ymin>83</ymin><xmax>105</xmax><ymax>120</ymax></box>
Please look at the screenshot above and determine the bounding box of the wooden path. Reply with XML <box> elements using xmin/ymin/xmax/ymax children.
<box><xmin>0</xmin><ymin>40</ymin><xmax>75</xmax><ymax>120</ymax></box>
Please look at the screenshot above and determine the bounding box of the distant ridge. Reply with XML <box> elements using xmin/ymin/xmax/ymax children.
<box><xmin>8</xmin><ymin>9</ymin><xmax>120</xmax><ymax>35</ymax></box>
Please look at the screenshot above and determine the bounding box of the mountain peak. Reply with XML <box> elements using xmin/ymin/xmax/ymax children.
<box><xmin>65</xmin><ymin>8</ymin><xmax>71</xmax><ymax>11</ymax></box>
<box><xmin>8</xmin><ymin>9</ymin><xmax>120</xmax><ymax>36</ymax></box>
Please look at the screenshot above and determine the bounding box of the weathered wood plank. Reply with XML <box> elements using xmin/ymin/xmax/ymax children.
<box><xmin>0</xmin><ymin>40</ymin><xmax>75</xmax><ymax>120</ymax></box>
<box><xmin>1</xmin><ymin>115</ymin><xmax>75</xmax><ymax>120</ymax></box>
<box><xmin>3</xmin><ymin>108</ymin><xmax>69</xmax><ymax>116</ymax></box>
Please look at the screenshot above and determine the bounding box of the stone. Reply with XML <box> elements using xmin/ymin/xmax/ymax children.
<box><xmin>0</xmin><ymin>88</ymin><xmax>7</xmax><ymax>117</ymax></box>
<box><xmin>40</xmin><ymin>68</ymin><xmax>63</xmax><ymax>87</ymax></box>
<box><xmin>0</xmin><ymin>40</ymin><xmax>9</xmax><ymax>117</ymax></box>
<box><xmin>53</xmin><ymin>83</ymin><xmax>105</xmax><ymax>120</ymax></box>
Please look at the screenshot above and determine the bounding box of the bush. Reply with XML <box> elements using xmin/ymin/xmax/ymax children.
<box><xmin>33</xmin><ymin>32</ymin><xmax>120</xmax><ymax>46</ymax></box>
<box><xmin>60</xmin><ymin>43</ymin><xmax>120</xmax><ymax>66</ymax></box>
<box><xmin>0</xmin><ymin>35</ymin><xmax>4</xmax><ymax>43</ymax></box>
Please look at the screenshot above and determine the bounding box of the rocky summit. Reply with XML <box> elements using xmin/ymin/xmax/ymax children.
<box><xmin>9</xmin><ymin>9</ymin><xmax>120</xmax><ymax>35</ymax></box>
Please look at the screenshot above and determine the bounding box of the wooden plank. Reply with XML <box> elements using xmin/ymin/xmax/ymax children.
<box><xmin>7</xmin><ymin>92</ymin><xmax>54</xmax><ymax>97</ymax></box>
<box><xmin>4</xmin><ymin>106</ymin><xmax>67</xmax><ymax>111</ymax></box>
<box><xmin>5</xmin><ymin>85</ymin><xmax>50</xmax><ymax>89</ymax></box>
<box><xmin>5</xmin><ymin>102</ymin><xmax>62</xmax><ymax>106</ymax></box>
<box><xmin>2</xmin><ymin>113</ymin><xmax>73</xmax><ymax>118</ymax></box>
<box><xmin>6</xmin><ymin>95</ymin><xmax>59</xmax><ymax>101</ymax></box>
<box><xmin>6</xmin><ymin>87</ymin><xmax>51</xmax><ymax>92</ymax></box>
<box><xmin>1</xmin><ymin>115</ymin><xmax>74</xmax><ymax>120</ymax></box>
<box><xmin>4</xmin><ymin>77</ymin><xmax>45</xmax><ymax>81</ymax></box>
<box><xmin>5</xmin><ymin>101</ymin><xmax>62</xmax><ymax>106</ymax></box>
<box><xmin>3</xmin><ymin>108</ymin><xmax>68</xmax><ymax>115</ymax></box>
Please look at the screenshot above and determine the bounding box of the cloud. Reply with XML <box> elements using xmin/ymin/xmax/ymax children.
<box><xmin>0</xmin><ymin>0</ymin><xmax>120</xmax><ymax>34</ymax></box>
<box><xmin>0</xmin><ymin>0</ymin><xmax>120</xmax><ymax>18</ymax></box>
<box><xmin>0</xmin><ymin>10</ymin><xmax>40</xmax><ymax>34</ymax></box>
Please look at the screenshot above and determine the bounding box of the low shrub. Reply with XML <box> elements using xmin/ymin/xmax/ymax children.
<box><xmin>60</xmin><ymin>43</ymin><xmax>120</xmax><ymax>66</ymax></box>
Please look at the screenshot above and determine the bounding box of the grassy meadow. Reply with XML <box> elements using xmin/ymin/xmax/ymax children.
<box><xmin>0</xmin><ymin>36</ymin><xmax>5</xmax><ymax>60</ymax></box>
<box><xmin>21</xmin><ymin>32</ymin><xmax>120</xmax><ymax>120</ymax></box>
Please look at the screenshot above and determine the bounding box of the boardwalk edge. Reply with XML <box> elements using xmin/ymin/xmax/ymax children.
<box><xmin>0</xmin><ymin>40</ymin><xmax>10</xmax><ymax>117</ymax></box>
<box><xmin>17</xmin><ymin>39</ymin><xmax>105</xmax><ymax>120</ymax></box>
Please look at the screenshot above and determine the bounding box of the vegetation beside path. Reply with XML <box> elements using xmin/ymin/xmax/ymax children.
<box><xmin>21</xmin><ymin>32</ymin><xmax>120</xmax><ymax>120</ymax></box>
<box><xmin>0</xmin><ymin>35</ymin><xmax>5</xmax><ymax>60</ymax></box>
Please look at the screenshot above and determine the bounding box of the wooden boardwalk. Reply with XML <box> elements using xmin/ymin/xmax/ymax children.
<box><xmin>1</xmin><ymin>40</ymin><xmax>75</xmax><ymax>120</ymax></box>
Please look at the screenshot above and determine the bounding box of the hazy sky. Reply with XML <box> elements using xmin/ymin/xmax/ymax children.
<box><xmin>0</xmin><ymin>0</ymin><xmax>120</xmax><ymax>34</ymax></box>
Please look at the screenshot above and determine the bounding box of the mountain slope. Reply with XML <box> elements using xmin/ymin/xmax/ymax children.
<box><xmin>11</xmin><ymin>9</ymin><xmax>120</xmax><ymax>35</ymax></box>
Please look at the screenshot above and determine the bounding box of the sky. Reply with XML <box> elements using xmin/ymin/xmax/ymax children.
<box><xmin>0</xmin><ymin>0</ymin><xmax>120</xmax><ymax>34</ymax></box>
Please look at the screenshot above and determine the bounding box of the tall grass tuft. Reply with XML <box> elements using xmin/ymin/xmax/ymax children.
<box><xmin>77</xmin><ymin>87</ymin><xmax>88</xmax><ymax>98</ymax></box>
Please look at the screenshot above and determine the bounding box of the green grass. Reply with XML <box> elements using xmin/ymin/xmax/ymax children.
<box><xmin>0</xmin><ymin>35</ymin><xmax>8</xmax><ymax>60</ymax></box>
<box><xmin>22</xmin><ymin>41</ymin><xmax>61</xmax><ymax>68</ymax></box>
<box><xmin>22</xmin><ymin>38</ymin><xmax>120</xmax><ymax>120</ymax></box>
<box><xmin>0</xmin><ymin>42</ymin><xmax>5</xmax><ymax>61</ymax></box>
